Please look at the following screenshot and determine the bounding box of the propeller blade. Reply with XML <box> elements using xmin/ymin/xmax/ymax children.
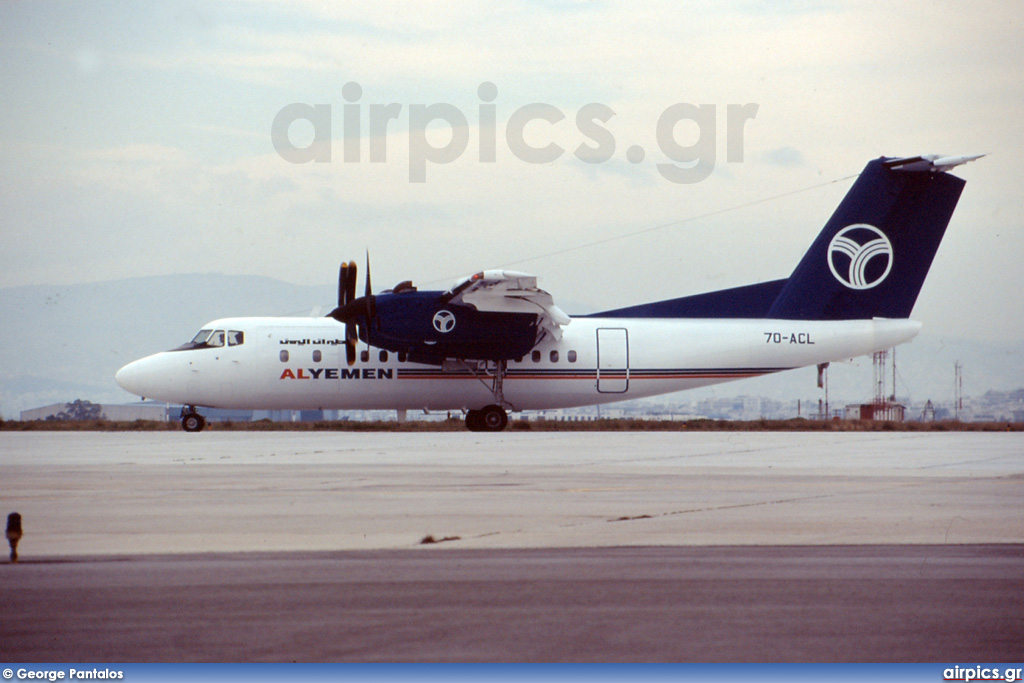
<box><xmin>363</xmin><ymin>251</ymin><xmax>377</xmax><ymax>333</ymax></box>
<box><xmin>338</xmin><ymin>262</ymin><xmax>349</xmax><ymax>307</ymax></box>
<box><xmin>345</xmin><ymin>320</ymin><xmax>358</xmax><ymax>365</ymax></box>
<box><xmin>366</xmin><ymin>292</ymin><xmax>376</xmax><ymax>326</ymax></box>
<box><xmin>365</xmin><ymin>251</ymin><xmax>372</xmax><ymax>297</ymax></box>
<box><xmin>345</xmin><ymin>260</ymin><xmax>357</xmax><ymax>306</ymax></box>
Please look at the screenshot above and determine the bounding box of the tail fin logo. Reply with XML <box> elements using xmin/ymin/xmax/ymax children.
<box><xmin>827</xmin><ymin>224</ymin><xmax>893</xmax><ymax>290</ymax></box>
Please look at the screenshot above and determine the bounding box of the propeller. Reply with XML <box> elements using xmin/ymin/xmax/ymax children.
<box><xmin>336</xmin><ymin>261</ymin><xmax>358</xmax><ymax>365</ymax></box>
<box><xmin>340</xmin><ymin>261</ymin><xmax>356</xmax><ymax>309</ymax></box>
<box><xmin>364</xmin><ymin>251</ymin><xmax>376</xmax><ymax>324</ymax></box>
<box><xmin>328</xmin><ymin>255</ymin><xmax>377</xmax><ymax>365</ymax></box>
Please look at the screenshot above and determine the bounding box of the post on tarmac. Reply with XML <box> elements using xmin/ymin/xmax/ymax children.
<box><xmin>6</xmin><ymin>512</ymin><xmax>23</xmax><ymax>562</ymax></box>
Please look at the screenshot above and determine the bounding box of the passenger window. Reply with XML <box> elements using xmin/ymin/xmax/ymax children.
<box><xmin>550</xmin><ymin>350</ymin><xmax>559</xmax><ymax>363</ymax></box>
<box><xmin>532</xmin><ymin>350</ymin><xmax>541</xmax><ymax>363</ymax></box>
<box><xmin>379</xmin><ymin>350</ymin><xmax>388</xmax><ymax>362</ymax></box>
<box><xmin>208</xmin><ymin>331</ymin><xmax>225</xmax><ymax>347</ymax></box>
<box><xmin>280</xmin><ymin>350</ymin><xmax>289</xmax><ymax>363</ymax></box>
<box><xmin>568</xmin><ymin>350</ymin><xmax>577</xmax><ymax>363</ymax></box>
<box><xmin>228</xmin><ymin>331</ymin><xmax>244</xmax><ymax>346</ymax></box>
<box><xmin>312</xmin><ymin>350</ymin><xmax>322</xmax><ymax>363</ymax></box>
<box><xmin>360</xmin><ymin>350</ymin><xmax>369</xmax><ymax>363</ymax></box>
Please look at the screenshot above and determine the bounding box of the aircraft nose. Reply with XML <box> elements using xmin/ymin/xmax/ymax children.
<box><xmin>116</xmin><ymin>352</ymin><xmax>193</xmax><ymax>404</ymax></box>
<box><xmin>116</xmin><ymin>356</ymin><xmax>169</xmax><ymax>399</ymax></box>
<box><xmin>115</xmin><ymin>359</ymin><xmax>147</xmax><ymax>397</ymax></box>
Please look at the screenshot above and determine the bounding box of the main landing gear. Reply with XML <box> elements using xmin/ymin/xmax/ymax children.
<box><xmin>458</xmin><ymin>358</ymin><xmax>512</xmax><ymax>432</ymax></box>
<box><xmin>180</xmin><ymin>406</ymin><xmax>206</xmax><ymax>433</ymax></box>
<box><xmin>465</xmin><ymin>404</ymin><xmax>509</xmax><ymax>432</ymax></box>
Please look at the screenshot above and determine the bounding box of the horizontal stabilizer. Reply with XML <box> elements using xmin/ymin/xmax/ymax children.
<box><xmin>882</xmin><ymin>153</ymin><xmax>985</xmax><ymax>173</ymax></box>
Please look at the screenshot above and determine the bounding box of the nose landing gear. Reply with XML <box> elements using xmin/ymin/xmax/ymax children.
<box><xmin>181</xmin><ymin>406</ymin><xmax>206</xmax><ymax>433</ymax></box>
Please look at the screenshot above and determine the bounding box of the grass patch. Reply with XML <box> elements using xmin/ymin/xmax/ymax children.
<box><xmin>2</xmin><ymin>418</ymin><xmax>1020</xmax><ymax>432</ymax></box>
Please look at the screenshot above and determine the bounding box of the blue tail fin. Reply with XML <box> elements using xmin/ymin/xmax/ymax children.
<box><xmin>766</xmin><ymin>155</ymin><xmax>973</xmax><ymax>320</ymax></box>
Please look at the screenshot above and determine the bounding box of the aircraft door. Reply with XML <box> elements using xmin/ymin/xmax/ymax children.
<box><xmin>596</xmin><ymin>327</ymin><xmax>629</xmax><ymax>393</ymax></box>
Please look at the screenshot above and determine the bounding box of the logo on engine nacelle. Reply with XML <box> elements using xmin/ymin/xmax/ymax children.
<box><xmin>432</xmin><ymin>309</ymin><xmax>456</xmax><ymax>333</ymax></box>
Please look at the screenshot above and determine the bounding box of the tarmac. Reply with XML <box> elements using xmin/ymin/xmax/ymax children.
<box><xmin>2</xmin><ymin>431</ymin><xmax>1023</xmax><ymax>661</ymax></box>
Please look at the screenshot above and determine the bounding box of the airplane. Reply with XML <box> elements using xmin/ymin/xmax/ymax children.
<box><xmin>115</xmin><ymin>153</ymin><xmax>982</xmax><ymax>432</ymax></box>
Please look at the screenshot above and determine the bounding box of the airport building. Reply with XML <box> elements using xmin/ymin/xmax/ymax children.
<box><xmin>20</xmin><ymin>401</ymin><xmax>260</xmax><ymax>423</ymax></box>
<box><xmin>843</xmin><ymin>401</ymin><xmax>907</xmax><ymax>422</ymax></box>
<box><xmin>20</xmin><ymin>402</ymin><xmax>168</xmax><ymax>422</ymax></box>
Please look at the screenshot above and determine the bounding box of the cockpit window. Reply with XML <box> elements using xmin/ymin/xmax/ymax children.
<box><xmin>172</xmin><ymin>328</ymin><xmax>244</xmax><ymax>351</ymax></box>
<box><xmin>190</xmin><ymin>329</ymin><xmax>214</xmax><ymax>345</ymax></box>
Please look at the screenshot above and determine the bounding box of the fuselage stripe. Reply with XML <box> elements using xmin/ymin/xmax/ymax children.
<box><xmin>394</xmin><ymin>367</ymin><xmax>790</xmax><ymax>380</ymax></box>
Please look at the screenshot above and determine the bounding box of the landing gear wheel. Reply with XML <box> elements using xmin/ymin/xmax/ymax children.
<box><xmin>181</xmin><ymin>410</ymin><xmax>206</xmax><ymax>433</ymax></box>
<box><xmin>465</xmin><ymin>409</ymin><xmax>484</xmax><ymax>432</ymax></box>
<box><xmin>479</xmin><ymin>404</ymin><xmax>509</xmax><ymax>432</ymax></box>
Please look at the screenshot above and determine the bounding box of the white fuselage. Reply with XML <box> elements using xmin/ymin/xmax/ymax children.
<box><xmin>115</xmin><ymin>316</ymin><xmax>921</xmax><ymax>412</ymax></box>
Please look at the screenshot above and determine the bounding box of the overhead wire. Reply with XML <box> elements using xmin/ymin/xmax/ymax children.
<box><xmin>423</xmin><ymin>171</ymin><xmax>861</xmax><ymax>287</ymax></box>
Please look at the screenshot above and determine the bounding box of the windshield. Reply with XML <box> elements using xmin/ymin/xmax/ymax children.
<box><xmin>172</xmin><ymin>329</ymin><xmax>244</xmax><ymax>351</ymax></box>
<box><xmin>190</xmin><ymin>329</ymin><xmax>214</xmax><ymax>345</ymax></box>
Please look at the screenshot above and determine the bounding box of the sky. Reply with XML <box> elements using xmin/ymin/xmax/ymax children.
<box><xmin>2</xmin><ymin>0</ymin><xmax>1023</xmax><ymax>342</ymax></box>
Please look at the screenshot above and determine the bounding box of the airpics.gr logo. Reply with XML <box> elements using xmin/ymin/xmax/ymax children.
<box><xmin>432</xmin><ymin>310</ymin><xmax>456</xmax><ymax>333</ymax></box>
<box><xmin>827</xmin><ymin>223</ymin><xmax>893</xmax><ymax>290</ymax></box>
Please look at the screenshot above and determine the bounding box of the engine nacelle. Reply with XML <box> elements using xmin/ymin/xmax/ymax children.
<box><xmin>360</xmin><ymin>290</ymin><xmax>539</xmax><ymax>364</ymax></box>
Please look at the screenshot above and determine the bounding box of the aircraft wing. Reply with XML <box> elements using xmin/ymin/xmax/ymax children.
<box><xmin>444</xmin><ymin>270</ymin><xmax>571</xmax><ymax>342</ymax></box>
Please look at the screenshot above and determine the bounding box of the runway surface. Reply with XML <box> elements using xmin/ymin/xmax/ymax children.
<box><xmin>3</xmin><ymin>431</ymin><xmax>1022</xmax><ymax>553</ymax></box>
<box><xmin>4</xmin><ymin>545</ymin><xmax>1022</xmax><ymax>662</ymax></box>
<box><xmin>2</xmin><ymin>431</ymin><xmax>1023</xmax><ymax>661</ymax></box>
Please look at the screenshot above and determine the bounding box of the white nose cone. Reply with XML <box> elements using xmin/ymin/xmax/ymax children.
<box><xmin>115</xmin><ymin>358</ymin><xmax>149</xmax><ymax>398</ymax></box>
<box><xmin>116</xmin><ymin>353</ymin><xmax>187</xmax><ymax>402</ymax></box>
